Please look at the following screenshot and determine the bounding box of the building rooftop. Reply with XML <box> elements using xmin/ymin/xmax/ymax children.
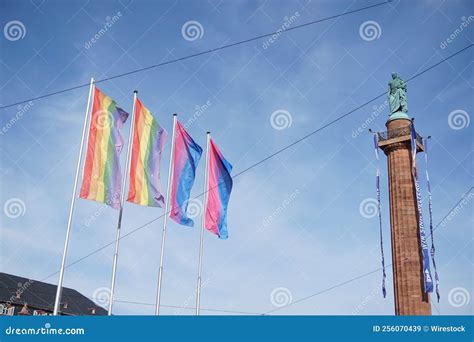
<box><xmin>0</xmin><ymin>272</ymin><xmax>107</xmax><ymax>315</ymax></box>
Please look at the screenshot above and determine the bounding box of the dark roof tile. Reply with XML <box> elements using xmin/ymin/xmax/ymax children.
<box><xmin>0</xmin><ymin>272</ymin><xmax>107</xmax><ymax>315</ymax></box>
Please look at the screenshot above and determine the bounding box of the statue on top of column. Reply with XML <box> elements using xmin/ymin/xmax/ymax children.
<box><xmin>388</xmin><ymin>72</ymin><xmax>408</xmax><ymax>116</ymax></box>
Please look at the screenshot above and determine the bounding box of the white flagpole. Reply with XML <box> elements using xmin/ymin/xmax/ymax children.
<box><xmin>53</xmin><ymin>77</ymin><xmax>95</xmax><ymax>316</ymax></box>
<box><xmin>196</xmin><ymin>132</ymin><xmax>211</xmax><ymax>315</ymax></box>
<box><xmin>155</xmin><ymin>113</ymin><xmax>177</xmax><ymax>315</ymax></box>
<box><xmin>107</xmin><ymin>90</ymin><xmax>137</xmax><ymax>315</ymax></box>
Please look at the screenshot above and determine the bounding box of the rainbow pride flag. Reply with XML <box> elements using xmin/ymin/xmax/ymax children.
<box><xmin>80</xmin><ymin>87</ymin><xmax>129</xmax><ymax>209</ymax></box>
<box><xmin>205</xmin><ymin>139</ymin><xmax>233</xmax><ymax>239</ymax></box>
<box><xmin>170</xmin><ymin>121</ymin><xmax>202</xmax><ymax>226</ymax></box>
<box><xmin>127</xmin><ymin>98</ymin><xmax>168</xmax><ymax>207</ymax></box>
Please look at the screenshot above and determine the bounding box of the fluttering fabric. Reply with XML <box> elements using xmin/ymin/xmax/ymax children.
<box><xmin>80</xmin><ymin>87</ymin><xmax>129</xmax><ymax>209</ymax></box>
<box><xmin>410</xmin><ymin>123</ymin><xmax>434</xmax><ymax>293</ymax></box>
<box><xmin>204</xmin><ymin>139</ymin><xmax>233</xmax><ymax>239</ymax></box>
<box><xmin>127</xmin><ymin>98</ymin><xmax>168</xmax><ymax>207</ymax></box>
<box><xmin>373</xmin><ymin>133</ymin><xmax>386</xmax><ymax>298</ymax></box>
<box><xmin>169</xmin><ymin>121</ymin><xmax>203</xmax><ymax>226</ymax></box>
<box><xmin>423</xmin><ymin>138</ymin><xmax>440</xmax><ymax>301</ymax></box>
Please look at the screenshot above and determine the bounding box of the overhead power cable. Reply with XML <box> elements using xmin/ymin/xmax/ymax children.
<box><xmin>35</xmin><ymin>188</ymin><xmax>469</xmax><ymax>315</ymax></box>
<box><xmin>36</xmin><ymin>45</ymin><xmax>472</xmax><ymax>286</ymax></box>
<box><xmin>0</xmin><ymin>1</ymin><xmax>391</xmax><ymax>110</ymax></box>
<box><xmin>112</xmin><ymin>299</ymin><xmax>262</xmax><ymax>315</ymax></box>
<box><xmin>263</xmin><ymin>186</ymin><xmax>474</xmax><ymax>314</ymax></box>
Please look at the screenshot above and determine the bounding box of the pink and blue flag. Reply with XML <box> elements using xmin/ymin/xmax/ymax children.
<box><xmin>169</xmin><ymin>121</ymin><xmax>203</xmax><ymax>226</ymax></box>
<box><xmin>205</xmin><ymin>139</ymin><xmax>233</xmax><ymax>239</ymax></box>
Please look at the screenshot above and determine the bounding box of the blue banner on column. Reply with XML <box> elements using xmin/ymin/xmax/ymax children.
<box><xmin>410</xmin><ymin>123</ymin><xmax>433</xmax><ymax>293</ymax></box>
<box><xmin>424</xmin><ymin>138</ymin><xmax>440</xmax><ymax>301</ymax></box>
<box><xmin>373</xmin><ymin>133</ymin><xmax>386</xmax><ymax>298</ymax></box>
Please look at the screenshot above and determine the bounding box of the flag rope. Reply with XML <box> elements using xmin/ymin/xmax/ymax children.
<box><xmin>39</xmin><ymin>50</ymin><xmax>467</xmax><ymax>291</ymax></box>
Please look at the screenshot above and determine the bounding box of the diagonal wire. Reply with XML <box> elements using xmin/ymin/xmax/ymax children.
<box><xmin>42</xmin><ymin>188</ymin><xmax>470</xmax><ymax>315</ymax></box>
<box><xmin>0</xmin><ymin>1</ymin><xmax>391</xmax><ymax>110</ymax></box>
<box><xmin>263</xmin><ymin>186</ymin><xmax>474</xmax><ymax>314</ymax></box>
<box><xmin>36</xmin><ymin>45</ymin><xmax>473</xmax><ymax>285</ymax></box>
<box><xmin>112</xmin><ymin>299</ymin><xmax>263</xmax><ymax>315</ymax></box>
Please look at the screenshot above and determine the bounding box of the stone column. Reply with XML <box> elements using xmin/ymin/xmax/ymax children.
<box><xmin>379</xmin><ymin>118</ymin><xmax>431</xmax><ymax>315</ymax></box>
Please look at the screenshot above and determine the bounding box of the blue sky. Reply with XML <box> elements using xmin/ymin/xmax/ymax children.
<box><xmin>0</xmin><ymin>0</ymin><xmax>472</xmax><ymax>315</ymax></box>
